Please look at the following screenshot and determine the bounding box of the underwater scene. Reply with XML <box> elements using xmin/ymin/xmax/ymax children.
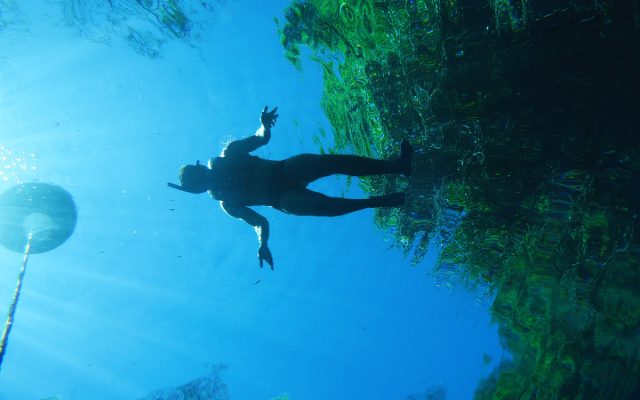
<box><xmin>0</xmin><ymin>0</ymin><xmax>638</xmax><ymax>399</ymax></box>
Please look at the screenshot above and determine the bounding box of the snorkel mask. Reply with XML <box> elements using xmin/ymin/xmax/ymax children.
<box><xmin>167</xmin><ymin>160</ymin><xmax>210</xmax><ymax>194</ymax></box>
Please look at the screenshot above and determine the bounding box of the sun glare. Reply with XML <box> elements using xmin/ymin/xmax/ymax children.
<box><xmin>0</xmin><ymin>145</ymin><xmax>37</xmax><ymax>183</ymax></box>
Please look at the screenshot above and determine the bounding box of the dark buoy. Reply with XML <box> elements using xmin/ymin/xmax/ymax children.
<box><xmin>0</xmin><ymin>182</ymin><xmax>77</xmax><ymax>254</ymax></box>
<box><xmin>0</xmin><ymin>182</ymin><xmax>77</xmax><ymax>371</ymax></box>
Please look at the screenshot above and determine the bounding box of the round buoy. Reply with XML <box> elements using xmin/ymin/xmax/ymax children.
<box><xmin>0</xmin><ymin>182</ymin><xmax>77</xmax><ymax>254</ymax></box>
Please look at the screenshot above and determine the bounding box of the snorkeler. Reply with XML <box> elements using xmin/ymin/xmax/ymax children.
<box><xmin>168</xmin><ymin>106</ymin><xmax>412</xmax><ymax>269</ymax></box>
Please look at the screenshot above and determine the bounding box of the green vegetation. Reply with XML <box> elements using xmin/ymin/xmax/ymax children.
<box><xmin>279</xmin><ymin>0</ymin><xmax>640</xmax><ymax>398</ymax></box>
<box><xmin>57</xmin><ymin>0</ymin><xmax>226</xmax><ymax>57</ymax></box>
<box><xmin>137</xmin><ymin>364</ymin><xmax>230</xmax><ymax>400</ymax></box>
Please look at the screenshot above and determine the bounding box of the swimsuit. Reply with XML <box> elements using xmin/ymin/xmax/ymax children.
<box><xmin>266</xmin><ymin>161</ymin><xmax>303</xmax><ymax>210</ymax></box>
<box><xmin>208</xmin><ymin>155</ymin><xmax>302</xmax><ymax>209</ymax></box>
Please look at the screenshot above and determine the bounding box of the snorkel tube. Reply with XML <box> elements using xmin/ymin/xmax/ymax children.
<box><xmin>166</xmin><ymin>182</ymin><xmax>202</xmax><ymax>193</ymax></box>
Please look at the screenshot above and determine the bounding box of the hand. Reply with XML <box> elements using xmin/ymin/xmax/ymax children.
<box><xmin>258</xmin><ymin>244</ymin><xmax>274</xmax><ymax>270</ymax></box>
<box><xmin>260</xmin><ymin>106</ymin><xmax>278</xmax><ymax>129</ymax></box>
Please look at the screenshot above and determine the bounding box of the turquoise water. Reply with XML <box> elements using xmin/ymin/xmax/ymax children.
<box><xmin>0</xmin><ymin>1</ymin><xmax>502</xmax><ymax>399</ymax></box>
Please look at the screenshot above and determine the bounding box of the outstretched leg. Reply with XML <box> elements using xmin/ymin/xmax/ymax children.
<box><xmin>277</xmin><ymin>188</ymin><xmax>405</xmax><ymax>216</ymax></box>
<box><xmin>283</xmin><ymin>139</ymin><xmax>412</xmax><ymax>185</ymax></box>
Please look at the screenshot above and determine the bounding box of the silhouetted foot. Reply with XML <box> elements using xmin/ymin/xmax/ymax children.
<box><xmin>398</xmin><ymin>138</ymin><xmax>413</xmax><ymax>177</ymax></box>
<box><xmin>374</xmin><ymin>192</ymin><xmax>406</xmax><ymax>207</ymax></box>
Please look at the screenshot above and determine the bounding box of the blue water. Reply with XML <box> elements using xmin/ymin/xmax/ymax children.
<box><xmin>0</xmin><ymin>1</ymin><xmax>502</xmax><ymax>399</ymax></box>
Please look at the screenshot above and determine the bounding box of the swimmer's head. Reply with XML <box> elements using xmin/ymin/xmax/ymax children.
<box><xmin>167</xmin><ymin>160</ymin><xmax>210</xmax><ymax>194</ymax></box>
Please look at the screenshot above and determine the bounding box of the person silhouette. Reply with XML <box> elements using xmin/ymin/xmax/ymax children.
<box><xmin>168</xmin><ymin>106</ymin><xmax>412</xmax><ymax>269</ymax></box>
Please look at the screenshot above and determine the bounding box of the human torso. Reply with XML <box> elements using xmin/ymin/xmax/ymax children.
<box><xmin>208</xmin><ymin>155</ymin><xmax>288</xmax><ymax>206</ymax></box>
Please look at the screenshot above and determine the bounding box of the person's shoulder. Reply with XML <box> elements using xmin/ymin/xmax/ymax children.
<box><xmin>208</xmin><ymin>156</ymin><xmax>222</xmax><ymax>168</ymax></box>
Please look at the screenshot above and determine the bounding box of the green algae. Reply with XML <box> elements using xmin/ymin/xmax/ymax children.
<box><xmin>56</xmin><ymin>0</ymin><xmax>226</xmax><ymax>57</ymax></box>
<box><xmin>280</xmin><ymin>0</ymin><xmax>640</xmax><ymax>398</ymax></box>
<box><xmin>137</xmin><ymin>364</ymin><xmax>230</xmax><ymax>400</ymax></box>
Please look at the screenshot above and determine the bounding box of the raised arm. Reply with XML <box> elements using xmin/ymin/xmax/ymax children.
<box><xmin>223</xmin><ymin>106</ymin><xmax>279</xmax><ymax>156</ymax></box>
<box><xmin>221</xmin><ymin>201</ymin><xmax>274</xmax><ymax>269</ymax></box>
